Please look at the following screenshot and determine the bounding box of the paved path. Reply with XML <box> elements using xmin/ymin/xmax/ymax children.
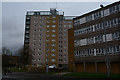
<box><xmin>54</xmin><ymin>72</ymin><xmax>71</xmax><ymax>75</ymax></box>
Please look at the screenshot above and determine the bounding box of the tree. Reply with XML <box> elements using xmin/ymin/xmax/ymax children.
<box><xmin>2</xmin><ymin>47</ymin><xmax>12</xmax><ymax>55</ymax></box>
<box><xmin>18</xmin><ymin>45</ymin><xmax>33</xmax><ymax>68</ymax></box>
<box><xmin>2</xmin><ymin>47</ymin><xmax>12</xmax><ymax>68</ymax></box>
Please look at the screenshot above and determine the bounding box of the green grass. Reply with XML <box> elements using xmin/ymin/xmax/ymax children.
<box><xmin>64</xmin><ymin>72</ymin><xmax>120</xmax><ymax>78</ymax></box>
<box><xmin>9</xmin><ymin>68</ymin><xmax>28</xmax><ymax>72</ymax></box>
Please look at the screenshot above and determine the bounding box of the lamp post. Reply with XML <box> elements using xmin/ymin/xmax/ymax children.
<box><xmin>100</xmin><ymin>4</ymin><xmax>110</xmax><ymax>78</ymax></box>
<box><xmin>46</xmin><ymin>54</ymin><xmax>49</xmax><ymax>73</ymax></box>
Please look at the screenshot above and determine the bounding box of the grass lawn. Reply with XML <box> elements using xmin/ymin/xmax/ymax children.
<box><xmin>9</xmin><ymin>68</ymin><xmax>28</xmax><ymax>72</ymax></box>
<box><xmin>64</xmin><ymin>72</ymin><xmax>120</xmax><ymax>78</ymax></box>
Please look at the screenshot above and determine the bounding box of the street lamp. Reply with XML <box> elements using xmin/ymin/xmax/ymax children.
<box><xmin>46</xmin><ymin>54</ymin><xmax>49</xmax><ymax>73</ymax></box>
<box><xmin>100</xmin><ymin>4</ymin><xmax>110</xmax><ymax>78</ymax></box>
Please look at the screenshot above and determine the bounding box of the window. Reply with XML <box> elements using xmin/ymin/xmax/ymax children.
<box><xmin>47</xmin><ymin>16</ymin><xmax>50</xmax><ymax>18</ymax></box>
<box><xmin>40</xmin><ymin>16</ymin><xmax>42</xmax><ymax>19</ymax></box>
<box><xmin>38</xmin><ymin>64</ymin><xmax>42</xmax><ymax>66</ymax></box>
<box><xmin>64</xmin><ymin>50</ymin><xmax>67</xmax><ymax>53</ymax></box>
<box><xmin>64</xmin><ymin>46</ymin><xmax>66</xmax><ymax>48</ymax></box>
<box><xmin>46</xmin><ymin>39</ymin><xmax>49</xmax><ymax>42</ymax></box>
<box><xmin>112</xmin><ymin>32</ymin><xmax>120</xmax><ymax>40</ymax></box>
<box><xmin>47</xmin><ymin>29</ymin><xmax>49</xmax><ymax>32</ymax></box>
<box><xmin>52</xmin><ymin>34</ymin><xmax>55</xmax><ymax>37</ymax></box>
<box><xmin>33</xmin><ymin>34</ymin><xmax>37</xmax><ymax>36</ymax></box>
<box><xmin>38</xmin><ymin>48</ymin><xmax>41</xmax><ymax>51</ymax></box>
<box><xmin>68</xmin><ymin>25</ymin><xmax>72</xmax><ymax>28</ymax></box>
<box><xmin>59</xmin><ymin>41</ymin><xmax>62</xmax><ymax>43</ymax></box>
<box><xmin>40</xmin><ymin>20</ymin><xmax>42</xmax><ymax>23</ymax></box>
<box><xmin>64</xmin><ymin>33</ymin><xmax>67</xmax><ymax>36</ymax></box>
<box><xmin>116</xmin><ymin>46</ymin><xmax>120</xmax><ymax>52</ymax></box>
<box><xmin>33</xmin><ymin>38</ymin><xmax>36</xmax><ymax>41</ymax></box>
<box><xmin>64</xmin><ymin>55</ymin><xmax>66</xmax><ymax>57</ymax></box>
<box><xmin>26</xmin><ymin>25</ymin><xmax>30</xmax><ymax>29</ymax></box>
<box><xmin>64</xmin><ymin>60</ymin><xmax>67</xmax><ymax>62</ymax></box>
<box><xmin>39</xmin><ymin>39</ymin><xmax>42</xmax><ymax>41</ymax></box>
<box><xmin>34</xmin><ymin>20</ymin><xmax>38</xmax><ymax>23</ymax></box>
<box><xmin>47</xmin><ymin>20</ymin><xmax>50</xmax><ymax>23</ymax></box>
<box><xmin>33</xmin><ymin>44</ymin><xmax>36</xmax><ymax>46</ymax></box>
<box><xmin>95</xmin><ymin>35</ymin><xmax>103</xmax><ymax>43</ymax></box>
<box><xmin>52</xmin><ymin>20</ymin><xmax>56</xmax><ymax>23</ymax></box>
<box><xmin>34</xmin><ymin>16</ymin><xmax>38</xmax><ymax>19</ymax></box>
<box><xmin>46</xmin><ymin>34</ymin><xmax>49</xmax><ymax>37</ymax></box>
<box><xmin>59</xmin><ymin>28</ymin><xmax>63</xmax><ymax>31</ymax></box>
<box><xmin>109</xmin><ymin>5</ymin><xmax>119</xmax><ymax>13</ymax></box>
<box><xmin>33</xmin><ymin>54</ymin><xmax>35</xmax><ymax>56</ymax></box>
<box><xmin>52</xmin><ymin>49</ymin><xmax>56</xmax><ymax>52</ymax></box>
<box><xmin>25</xmin><ymin>35</ymin><xmax>29</xmax><ymax>38</ymax></box>
<box><xmin>51</xmin><ymin>54</ymin><xmax>55</xmax><ymax>56</ymax></box>
<box><xmin>69</xmin><ymin>21</ymin><xmax>72</xmax><ymax>23</ymax></box>
<box><xmin>34</xmin><ymin>29</ymin><xmax>37</xmax><ymax>32</ymax></box>
<box><xmin>26</xmin><ymin>17</ymin><xmax>30</xmax><ymax>20</ymax></box>
<box><xmin>64</xmin><ymin>29</ymin><xmax>67</xmax><ymax>31</ymax></box>
<box><xmin>52</xmin><ymin>16</ymin><xmax>56</xmax><ymax>18</ymax></box>
<box><xmin>38</xmin><ymin>59</ymin><xmax>41</xmax><ymax>61</ymax></box>
<box><xmin>94</xmin><ymin>11</ymin><xmax>101</xmax><ymax>19</ymax></box>
<box><xmin>86</xmin><ymin>15</ymin><xmax>92</xmax><ymax>21</ymax></box>
<box><xmin>59</xmin><ymin>37</ymin><xmax>63</xmax><ymax>39</ymax></box>
<box><xmin>52</xmin><ymin>25</ymin><xmax>55</xmax><ymax>28</ymax></box>
<box><xmin>59</xmin><ymin>54</ymin><xmax>62</xmax><ymax>57</ymax></box>
<box><xmin>26</xmin><ymin>21</ymin><xmax>30</xmax><ymax>24</ymax></box>
<box><xmin>46</xmin><ymin>44</ymin><xmax>49</xmax><ymax>46</ymax></box>
<box><xmin>51</xmin><ymin>44</ymin><xmax>55</xmax><ymax>46</ymax></box>
<box><xmin>59</xmin><ymin>32</ymin><xmax>62</xmax><ymax>35</ymax></box>
<box><xmin>39</xmin><ymin>34</ymin><xmax>42</xmax><ymax>37</ymax></box>
<box><xmin>47</xmin><ymin>25</ymin><xmax>50</xmax><ymax>28</ymax></box>
<box><xmin>52</xmin><ymin>39</ymin><xmax>55</xmax><ymax>41</ymax></box>
<box><xmin>46</xmin><ymin>54</ymin><xmax>49</xmax><ymax>56</ymax></box>
<box><xmin>64</xmin><ymin>21</ymin><xmax>66</xmax><ymax>23</ymax></box>
<box><xmin>64</xmin><ymin>25</ymin><xmax>66</xmax><ymax>27</ymax></box>
<box><xmin>46</xmin><ymin>59</ymin><xmax>49</xmax><ymax>61</ymax></box>
<box><xmin>38</xmin><ymin>54</ymin><xmax>41</xmax><ymax>56</ymax></box>
<box><xmin>46</xmin><ymin>49</ymin><xmax>49</xmax><ymax>52</ymax></box>
<box><xmin>52</xmin><ymin>29</ymin><xmax>55</xmax><ymax>32</ymax></box>
<box><xmin>59</xmin><ymin>59</ymin><xmax>62</xmax><ymax>61</ymax></box>
<box><xmin>59</xmin><ymin>50</ymin><xmax>62</xmax><ymax>52</ymax></box>
<box><xmin>87</xmin><ymin>37</ymin><xmax>94</xmax><ymax>44</ymax></box>
<box><xmin>39</xmin><ymin>44</ymin><xmax>42</xmax><ymax>46</ymax></box>
<box><xmin>34</xmin><ymin>25</ymin><xmax>37</xmax><ymax>27</ymax></box>
<box><xmin>32</xmin><ymin>59</ymin><xmax>35</xmax><ymax>61</ymax></box>
<box><xmin>59</xmin><ymin>45</ymin><xmax>63</xmax><ymax>48</ymax></box>
<box><xmin>39</xmin><ymin>29</ymin><xmax>42</xmax><ymax>32</ymax></box>
<box><xmin>40</xmin><ymin>25</ymin><xmax>42</xmax><ymax>27</ymax></box>
<box><xmin>51</xmin><ymin>59</ymin><xmax>55</xmax><ymax>62</ymax></box>
<box><xmin>33</xmin><ymin>48</ymin><xmax>36</xmax><ymax>51</ymax></box>
<box><xmin>25</xmin><ymin>39</ymin><xmax>29</xmax><ymax>43</ymax></box>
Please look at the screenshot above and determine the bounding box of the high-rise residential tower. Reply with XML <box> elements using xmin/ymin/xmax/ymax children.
<box><xmin>24</xmin><ymin>8</ymin><xmax>75</xmax><ymax>68</ymax></box>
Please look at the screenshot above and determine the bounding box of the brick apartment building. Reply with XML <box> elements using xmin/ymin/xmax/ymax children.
<box><xmin>73</xmin><ymin>1</ymin><xmax>120</xmax><ymax>73</ymax></box>
<box><xmin>24</xmin><ymin>8</ymin><xmax>75</xmax><ymax>68</ymax></box>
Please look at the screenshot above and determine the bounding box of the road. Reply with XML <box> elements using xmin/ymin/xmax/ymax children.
<box><xmin>2</xmin><ymin>72</ymin><xmax>120</xmax><ymax>80</ymax></box>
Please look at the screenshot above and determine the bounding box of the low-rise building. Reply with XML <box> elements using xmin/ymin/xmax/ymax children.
<box><xmin>73</xmin><ymin>1</ymin><xmax>120</xmax><ymax>73</ymax></box>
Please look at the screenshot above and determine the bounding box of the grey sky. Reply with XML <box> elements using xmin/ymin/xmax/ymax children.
<box><xmin>2</xmin><ymin>2</ymin><xmax>113</xmax><ymax>52</ymax></box>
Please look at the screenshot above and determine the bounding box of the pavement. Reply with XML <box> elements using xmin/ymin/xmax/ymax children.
<box><xmin>2</xmin><ymin>72</ymin><xmax>120</xmax><ymax>80</ymax></box>
<box><xmin>54</xmin><ymin>72</ymin><xmax>71</xmax><ymax>75</ymax></box>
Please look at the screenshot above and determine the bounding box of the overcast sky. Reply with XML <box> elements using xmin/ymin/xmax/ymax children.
<box><xmin>2</xmin><ymin>2</ymin><xmax>116</xmax><ymax>52</ymax></box>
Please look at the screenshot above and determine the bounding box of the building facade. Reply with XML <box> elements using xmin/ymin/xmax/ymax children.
<box><xmin>68</xmin><ymin>28</ymin><xmax>75</xmax><ymax>72</ymax></box>
<box><xmin>24</xmin><ymin>8</ymin><xmax>74</xmax><ymax>68</ymax></box>
<box><xmin>73</xmin><ymin>1</ymin><xmax>120</xmax><ymax>73</ymax></box>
